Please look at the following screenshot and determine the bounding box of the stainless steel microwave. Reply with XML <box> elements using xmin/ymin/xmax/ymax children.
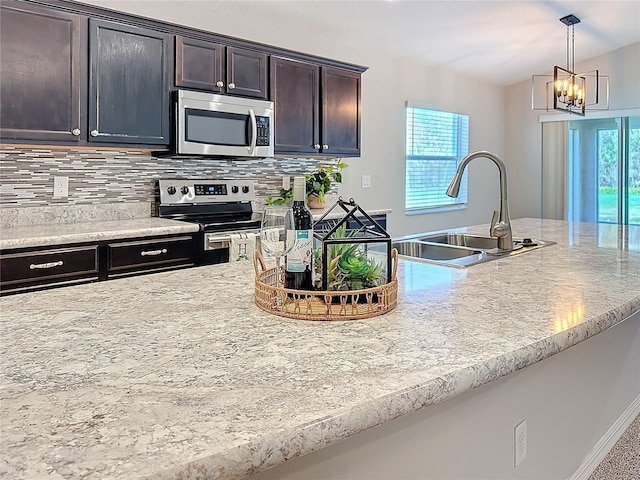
<box><xmin>175</xmin><ymin>89</ymin><xmax>274</xmax><ymax>158</ymax></box>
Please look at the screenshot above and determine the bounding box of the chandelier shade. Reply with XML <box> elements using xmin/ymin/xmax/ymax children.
<box><xmin>531</xmin><ymin>14</ymin><xmax>609</xmax><ymax>116</ymax></box>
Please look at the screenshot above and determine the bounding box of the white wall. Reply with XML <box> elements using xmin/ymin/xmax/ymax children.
<box><xmin>505</xmin><ymin>42</ymin><xmax>640</xmax><ymax>220</ymax></box>
<box><xmin>78</xmin><ymin>0</ymin><xmax>506</xmax><ymax>238</ymax></box>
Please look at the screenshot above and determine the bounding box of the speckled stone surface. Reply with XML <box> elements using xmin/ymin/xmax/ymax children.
<box><xmin>0</xmin><ymin>203</ymin><xmax>154</xmax><ymax>228</ymax></box>
<box><xmin>0</xmin><ymin>206</ymin><xmax>390</xmax><ymax>250</ymax></box>
<box><xmin>0</xmin><ymin>217</ymin><xmax>200</xmax><ymax>250</ymax></box>
<box><xmin>1</xmin><ymin>218</ymin><xmax>639</xmax><ymax>480</ymax></box>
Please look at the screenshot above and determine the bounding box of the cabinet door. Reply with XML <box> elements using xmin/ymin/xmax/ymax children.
<box><xmin>270</xmin><ymin>57</ymin><xmax>320</xmax><ymax>155</ymax></box>
<box><xmin>321</xmin><ymin>67</ymin><xmax>361</xmax><ymax>156</ymax></box>
<box><xmin>175</xmin><ymin>35</ymin><xmax>224</xmax><ymax>92</ymax></box>
<box><xmin>89</xmin><ymin>19</ymin><xmax>170</xmax><ymax>145</ymax></box>
<box><xmin>0</xmin><ymin>246</ymin><xmax>99</xmax><ymax>293</ymax></box>
<box><xmin>226</xmin><ymin>47</ymin><xmax>268</xmax><ymax>99</ymax></box>
<box><xmin>107</xmin><ymin>236</ymin><xmax>194</xmax><ymax>275</ymax></box>
<box><xmin>0</xmin><ymin>0</ymin><xmax>83</xmax><ymax>142</ymax></box>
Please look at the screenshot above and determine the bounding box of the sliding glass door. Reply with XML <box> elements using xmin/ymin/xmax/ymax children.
<box><xmin>567</xmin><ymin>116</ymin><xmax>639</xmax><ymax>225</ymax></box>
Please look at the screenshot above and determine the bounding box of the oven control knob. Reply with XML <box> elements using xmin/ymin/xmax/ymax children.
<box><xmin>167</xmin><ymin>186</ymin><xmax>176</xmax><ymax>195</ymax></box>
<box><xmin>231</xmin><ymin>185</ymin><xmax>239</xmax><ymax>194</ymax></box>
<box><xmin>180</xmin><ymin>186</ymin><xmax>190</xmax><ymax>195</ymax></box>
<box><xmin>242</xmin><ymin>185</ymin><xmax>250</xmax><ymax>194</ymax></box>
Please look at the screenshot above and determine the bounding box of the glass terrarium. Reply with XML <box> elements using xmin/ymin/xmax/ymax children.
<box><xmin>313</xmin><ymin>198</ymin><xmax>391</xmax><ymax>292</ymax></box>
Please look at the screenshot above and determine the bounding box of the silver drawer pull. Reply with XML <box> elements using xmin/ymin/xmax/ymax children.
<box><xmin>30</xmin><ymin>261</ymin><xmax>64</xmax><ymax>270</ymax></box>
<box><xmin>140</xmin><ymin>248</ymin><xmax>168</xmax><ymax>256</ymax></box>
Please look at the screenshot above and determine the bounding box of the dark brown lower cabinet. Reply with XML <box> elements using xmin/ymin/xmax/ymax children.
<box><xmin>107</xmin><ymin>236</ymin><xmax>194</xmax><ymax>276</ymax></box>
<box><xmin>0</xmin><ymin>245</ymin><xmax>99</xmax><ymax>293</ymax></box>
<box><xmin>0</xmin><ymin>235</ymin><xmax>195</xmax><ymax>295</ymax></box>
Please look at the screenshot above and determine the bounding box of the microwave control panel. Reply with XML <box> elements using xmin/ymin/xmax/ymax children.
<box><xmin>256</xmin><ymin>116</ymin><xmax>270</xmax><ymax>146</ymax></box>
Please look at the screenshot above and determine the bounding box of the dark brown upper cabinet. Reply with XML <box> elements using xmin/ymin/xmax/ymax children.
<box><xmin>175</xmin><ymin>36</ymin><xmax>268</xmax><ymax>99</ymax></box>
<box><xmin>1</xmin><ymin>0</ymin><xmax>365</xmax><ymax>149</ymax></box>
<box><xmin>0</xmin><ymin>0</ymin><xmax>84</xmax><ymax>143</ymax></box>
<box><xmin>321</xmin><ymin>67</ymin><xmax>361</xmax><ymax>157</ymax></box>
<box><xmin>89</xmin><ymin>19</ymin><xmax>171</xmax><ymax>145</ymax></box>
<box><xmin>270</xmin><ymin>57</ymin><xmax>320</xmax><ymax>156</ymax></box>
<box><xmin>270</xmin><ymin>57</ymin><xmax>361</xmax><ymax>157</ymax></box>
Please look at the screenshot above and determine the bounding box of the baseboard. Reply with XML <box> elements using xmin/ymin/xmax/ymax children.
<box><xmin>567</xmin><ymin>394</ymin><xmax>640</xmax><ymax>480</ymax></box>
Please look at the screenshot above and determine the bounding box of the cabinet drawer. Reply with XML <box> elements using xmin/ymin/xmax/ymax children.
<box><xmin>108</xmin><ymin>236</ymin><xmax>194</xmax><ymax>272</ymax></box>
<box><xmin>0</xmin><ymin>246</ymin><xmax>99</xmax><ymax>286</ymax></box>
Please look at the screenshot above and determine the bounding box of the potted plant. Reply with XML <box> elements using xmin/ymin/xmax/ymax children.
<box><xmin>313</xmin><ymin>222</ymin><xmax>387</xmax><ymax>297</ymax></box>
<box><xmin>305</xmin><ymin>161</ymin><xmax>347</xmax><ymax>209</ymax></box>
<box><xmin>266</xmin><ymin>161</ymin><xmax>347</xmax><ymax>208</ymax></box>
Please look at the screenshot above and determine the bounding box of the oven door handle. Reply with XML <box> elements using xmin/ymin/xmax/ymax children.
<box><xmin>206</xmin><ymin>232</ymin><xmax>259</xmax><ymax>251</ymax></box>
<box><xmin>248</xmin><ymin>108</ymin><xmax>257</xmax><ymax>156</ymax></box>
<box><xmin>207</xmin><ymin>235</ymin><xmax>231</xmax><ymax>251</ymax></box>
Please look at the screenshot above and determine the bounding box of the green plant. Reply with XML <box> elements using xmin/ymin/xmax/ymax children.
<box><xmin>265</xmin><ymin>188</ymin><xmax>292</xmax><ymax>206</ymax></box>
<box><xmin>316</xmin><ymin>223</ymin><xmax>385</xmax><ymax>291</ymax></box>
<box><xmin>265</xmin><ymin>161</ymin><xmax>347</xmax><ymax>205</ymax></box>
<box><xmin>306</xmin><ymin>161</ymin><xmax>347</xmax><ymax>203</ymax></box>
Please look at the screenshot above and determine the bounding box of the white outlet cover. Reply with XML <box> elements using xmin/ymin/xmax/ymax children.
<box><xmin>514</xmin><ymin>419</ymin><xmax>527</xmax><ymax>467</ymax></box>
<box><xmin>53</xmin><ymin>176</ymin><xmax>69</xmax><ymax>198</ymax></box>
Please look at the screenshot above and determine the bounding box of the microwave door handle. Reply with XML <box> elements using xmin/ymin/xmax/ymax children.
<box><xmin>248</xmin><ymin>108</ymin><xmax>257</xmax><ymax>155</ymax></box>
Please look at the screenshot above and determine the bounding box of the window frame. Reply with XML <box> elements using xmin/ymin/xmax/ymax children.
<box><xmin>405</xmin><ymin>105</ymin><xmax>470</xmax><ymax>214</ymax></box>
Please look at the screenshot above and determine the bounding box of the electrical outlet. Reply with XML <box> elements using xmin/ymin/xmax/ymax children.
<box><xmin>282</xmin><ymin>176</ymin><xmax>290</xmax><ymax>189</ymax></box>
<box><xmin>514</xmin><ymin>419</ymin><xmax>527</xmax><ymax>467</ymax></box>
<box><xmin>53</xmin><ymin>176</ymin><xmax>69</xmax><ymax>198</ymax></box>
<box><xmin>361</xmin><ymin>174</ymin><xmax>371</xmax><ymax>189</ymax></box>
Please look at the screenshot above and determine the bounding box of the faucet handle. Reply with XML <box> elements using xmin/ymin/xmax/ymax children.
<box><xmin>490</xmin><ymin>210</ymin><xmax>499</xmax><ymax>236</ymax></box>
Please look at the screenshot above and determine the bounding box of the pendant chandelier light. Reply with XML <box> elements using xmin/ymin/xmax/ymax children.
<box><xmin>531</xmin><ymin>14</ymin><xmax>609</xmax><ymax>116</ymax></box>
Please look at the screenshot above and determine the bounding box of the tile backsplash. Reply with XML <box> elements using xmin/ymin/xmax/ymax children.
<box><xmin>0</xmin><ymin>145</ymin><xmax>338</xmax><ymax>227</ymax></box>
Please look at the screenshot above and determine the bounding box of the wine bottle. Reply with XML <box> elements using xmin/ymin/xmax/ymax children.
<box><xmin>285</xmin><ymin>176</ymin><xmax>313</xmax><ymax>290</ymax></box>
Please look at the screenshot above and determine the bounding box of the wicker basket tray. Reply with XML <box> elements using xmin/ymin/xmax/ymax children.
<box><xmin>253</xmin><ymin>249</ymin><xmax>398</xmax><ymax>321</ymax></box>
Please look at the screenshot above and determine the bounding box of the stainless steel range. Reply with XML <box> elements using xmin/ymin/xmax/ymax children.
<box><xmin>157</xmin><ymin>178</ymin><xmax>261</xmax><ymax>265</ymax></box>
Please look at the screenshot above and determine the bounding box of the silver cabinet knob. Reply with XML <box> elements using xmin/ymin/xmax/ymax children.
<box><xmin>71</xmin><ymin>128</ymin><xmax>81</xmax><ymax>136</ymax></box>
<box><xmin>323</xmin><ymin>144</ymin><xmax>329</xmax><ymax>149</ymax></box>
<box><xmin>90</xmin><ymin>130</ymin><xmax>99</xmax><ymax>137</ymax></box>
<box><xmin>216</xmin><ymin>80</ymin><xmax>224</xmax><ymax>88</ymax></box>
<box><xmin>313</xmin><ymin>144</ymin><xmax>321</xmax><ymax>149</ymax></box>
<box><xmin>228</xmin><ymin>82</ymin><xmax>236</xmax><ymax>89</ymax></box>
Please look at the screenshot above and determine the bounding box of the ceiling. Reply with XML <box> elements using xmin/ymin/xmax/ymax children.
<box><xmin>196</xmin><ymin>0</ymin><xmax>640</xmax><ymax>86</ymax></box>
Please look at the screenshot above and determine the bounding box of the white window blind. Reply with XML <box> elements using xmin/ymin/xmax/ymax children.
<box><xmin>405</xmin><ymin>107</ymin><xmax>469</xmax><ymax>212</ymax></box>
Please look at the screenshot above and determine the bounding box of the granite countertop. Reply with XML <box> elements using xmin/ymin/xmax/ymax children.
<box><xmin>0</xmin><ymin>208</ymin><xmax>391</xmax><ymax>251</ymax></box>
<box><xmin>0</xmin><ymin>217</ymin><xmax>201</xmax><ymax>250</ymax></box>
<box><xmin>1</xmin><ymin>218</ymin><xmax>639</xmax><ymax>479</ymax></box>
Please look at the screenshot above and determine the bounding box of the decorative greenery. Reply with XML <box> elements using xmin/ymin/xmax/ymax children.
<box><xmin>306</xmin><ymin>161</ymin><xmax>347</xmax><ymax>203</ymax></box>
<box><xmin>265</xmin><ymin>188</ymin><xmax>292</xmax><ymax>206</ymax></box>
<box><xmin>315</xmin><ymin>223</ymin><xmax>385</xmax><ymax>292</ymax></box>
<box><xmin>266</xmin><ymin>161</ymin><xmax>347</xmax><ymax>206</ymax></box>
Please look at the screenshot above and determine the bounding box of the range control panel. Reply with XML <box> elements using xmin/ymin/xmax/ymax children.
<box><xmin>159</xmin><ymin>179</ymin><xmax>255</xmax><ymax>205</ymax></box>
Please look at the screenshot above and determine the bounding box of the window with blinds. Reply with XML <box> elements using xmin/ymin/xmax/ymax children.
<box><xmin>405</xmin><ymin>106</ymin><xmax>469</xmax><ymax>212</ymax></box>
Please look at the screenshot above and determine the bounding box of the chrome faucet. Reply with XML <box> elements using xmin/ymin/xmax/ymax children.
<box><xmin>446</xmin><ymin>151</ymin><xmax>515</xmax><ymax>251</ymax></box>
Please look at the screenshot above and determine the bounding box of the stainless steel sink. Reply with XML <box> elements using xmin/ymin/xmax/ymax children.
<box><xmin>418</xmin><ymin>233</ymin><xmax>498</xmax><ymax>250</ymax></box>
<box><xmin>393</xmin><ymin>233</ymin><xmax>555</xmax><ymax>268</ymax></box>
<box><xmin>394</xmin><ymin>241</ymin><xmax>483</xmax><ymax>262</ymax></box>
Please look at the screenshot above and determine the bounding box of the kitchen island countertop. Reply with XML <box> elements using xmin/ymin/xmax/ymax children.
<box><xmin>1</xmin><ymin>218</ymin><xmax>639</xmax><ymax>479</ymax></box>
